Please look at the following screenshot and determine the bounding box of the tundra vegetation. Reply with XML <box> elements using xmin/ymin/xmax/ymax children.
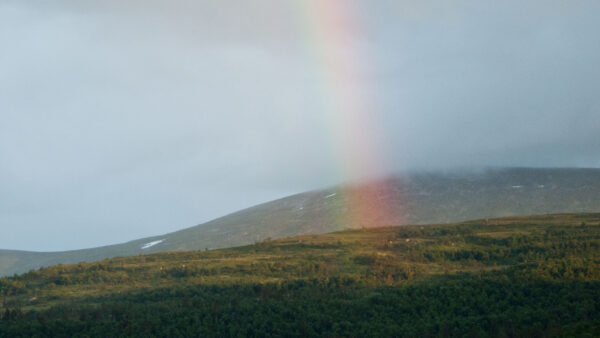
<box><xmin>1</xmin><ymin>213</ymin><xmax>600</xmax><ymax>336</ymax></box>
<box><xmin>4</xmin><ymin>167</ymin><xmax>600</xmax><ymax>278</ymax></box>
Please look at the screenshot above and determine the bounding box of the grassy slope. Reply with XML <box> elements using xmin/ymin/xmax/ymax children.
<box><xmin>1</xmin><ymin>213</ymin><xmax>598</xmax><ymax>310</ymax></box>
<box><xmin>1</xmin><ymin>213</ymin><xmax>600</xmax><ymax>336</ymax></box>
<box><xmin>2</xmin><ymin>167</ymin><xmax>600</xmax><ymax>277</ymax></box>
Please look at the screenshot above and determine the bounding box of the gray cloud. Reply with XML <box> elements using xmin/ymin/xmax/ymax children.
<box><xmin>1</xmin><ymin>0</ymin><xmax>599</xmax><ymax>251</ymax></box>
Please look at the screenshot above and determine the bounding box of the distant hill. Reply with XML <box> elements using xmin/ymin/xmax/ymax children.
<box><xmin>1</xmin><ymin>167</ymin><xmax>600</xmax><ymax>276</ymax></box>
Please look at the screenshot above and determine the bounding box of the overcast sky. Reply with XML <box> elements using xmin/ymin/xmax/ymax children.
<box><xmin>1</xmin><ymin>0</ymin><xmax>599</xmax><ymax>251</ymax></box>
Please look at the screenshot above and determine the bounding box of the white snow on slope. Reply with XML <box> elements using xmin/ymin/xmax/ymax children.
<box><xmin>141</xmin><ymin>239</ymin><xmax>165</xmax><ymax>249</ymax></box>
<box><xmin>325</xmin><ymin>193</ymin><xmax>337</xmax><ymax>198</ymax></box>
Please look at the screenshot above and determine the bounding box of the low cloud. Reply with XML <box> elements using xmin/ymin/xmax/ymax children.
<box><xmin>1</xmin><ymin>0</ymin><xmax>599</xmax><ymax>250</ymax></box>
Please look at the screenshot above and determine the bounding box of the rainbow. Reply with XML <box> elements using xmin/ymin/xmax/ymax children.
<box><xmin>296</xmin><ymin>1</ymin><xmax>403</xmax><ymax>229</ymax></box>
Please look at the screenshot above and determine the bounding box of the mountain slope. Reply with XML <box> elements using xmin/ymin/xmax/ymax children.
<box><xmin>1</xmin><ymin>213</ymin><xmax>600</xmax><ymax>336</ymax></box>
<box><xmin>2</xmin><ymin>167</ymin><xmax>600</xmax><ymax>276</ymax></box>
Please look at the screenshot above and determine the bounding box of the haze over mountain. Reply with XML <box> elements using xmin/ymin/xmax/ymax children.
<box><xmin>2</xmin><ymin>1</ymin><xmax>600</xmax><ymax>252</ymax></box>
<box><xmin>2</xmin><ymin>167</ymin><xmax>599</xmax><ymax>277</ymax></box>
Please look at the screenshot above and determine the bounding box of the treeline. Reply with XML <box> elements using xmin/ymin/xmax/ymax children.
<box><xmin>1</xmin><ymin>273</ymin><xmax>599</xmax><ymax>337</ymax></box>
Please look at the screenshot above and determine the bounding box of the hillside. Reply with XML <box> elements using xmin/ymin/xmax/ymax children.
<box><xmin>1</xmin><ymin>213</ymin><xmax>599</xmax><ymax>336</ymax></box>
<box><xmin>2</xmin><ymin>167</ymin><xmax>600</xmax><ymax>277</ymax></box>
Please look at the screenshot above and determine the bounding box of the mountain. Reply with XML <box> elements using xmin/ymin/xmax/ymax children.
<box><xmin>1</xmin><ymin>213</ymin><xmax>599</xmax><ymax>336</ymax></box>
<box><xmin>1</xmin><ymin>167</ymin><xmax>600</xmax><ymax>277</ymax></box>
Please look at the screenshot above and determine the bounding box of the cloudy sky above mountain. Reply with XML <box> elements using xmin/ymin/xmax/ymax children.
<box><xmin>1</xmin><ymin>0</ymin><xmax>599</xmax><ymax>251</ymax></box>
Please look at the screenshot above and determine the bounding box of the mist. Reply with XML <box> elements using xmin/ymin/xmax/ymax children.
<box><xmin>1</xmin><ymin>0</ymin><xmax>599</xmax><ymax>251</ymax></box>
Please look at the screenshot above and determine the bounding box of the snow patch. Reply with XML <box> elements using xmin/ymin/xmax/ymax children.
<box><xmin>511</xmin><ymin>185</ymin><xmax>523</xmax><ymax>189</ymax></box>
<box><xmin>325</xmin><ymin>193</ymin><xmax>337</xmax><ymax>198</ymax></box>
<box><xmin>141</xmin><ymin>239</ymin><xmax>165</xmax><ymax>249</ymax></box>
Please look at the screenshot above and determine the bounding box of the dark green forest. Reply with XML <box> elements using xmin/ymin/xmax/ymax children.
<box><xmin>1</xmin><ymin>213</ymin><xmax>600</xmax><ymax>337</ymax></box>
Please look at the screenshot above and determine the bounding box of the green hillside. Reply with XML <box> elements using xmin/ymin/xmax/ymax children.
<box><xmin>1</xmin><ymin>213</ymin><xmax>600</xmax><ymax>336</ymax></box>
<box><xmin>2</xmin><ymin>168</ymin><xmax>600</xmax><ymax>277</ymax></box>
